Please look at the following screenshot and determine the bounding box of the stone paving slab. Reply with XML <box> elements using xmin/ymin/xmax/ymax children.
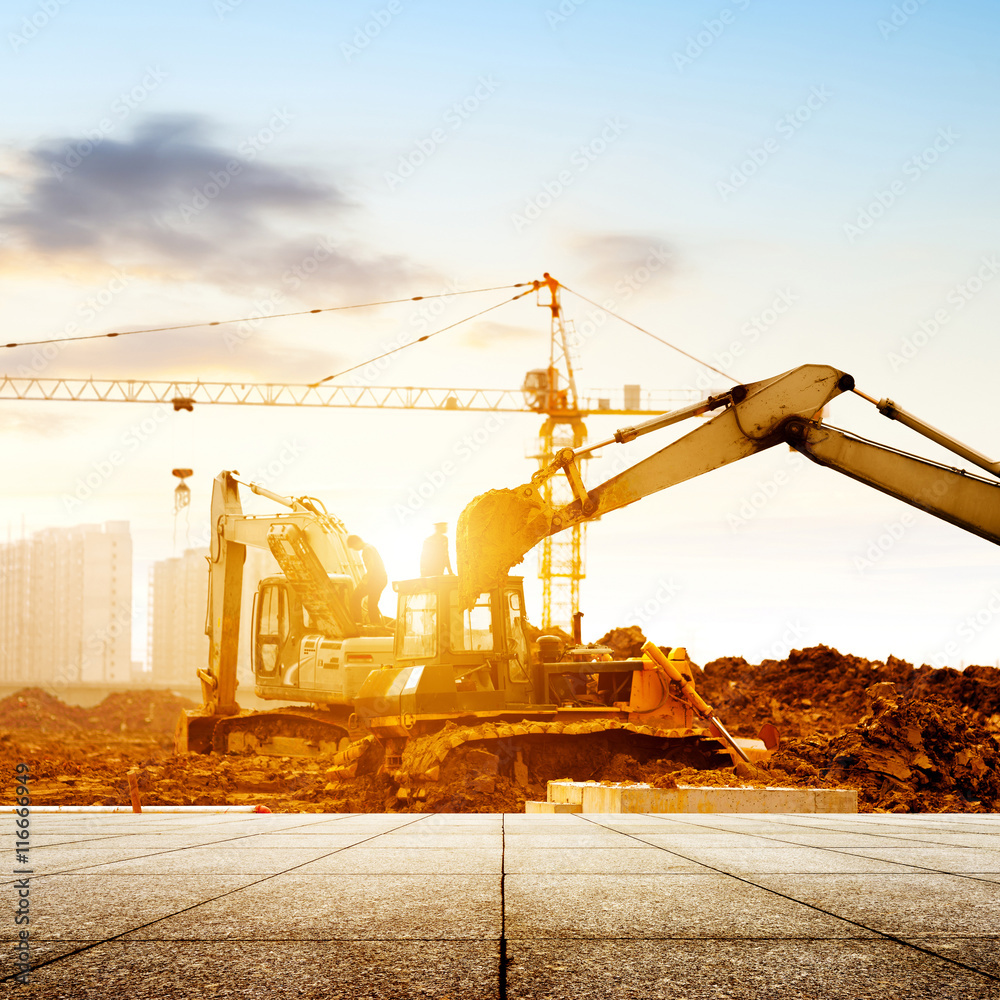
<box><xmin>505</xmin><ymin>939</ymin><xmax>1000</xmax><ymax>1000</ymax></box>
<box><xmin>750</xmin><ymin>873</ymin><xmax>1000</xmax><ymax>937</ymax></box>
<box><xmin>5</xmin><ymin>813</ymin><xmax>999</xmax><ymax>998</ymax></box>
<box><xmin>10</xmin><ymin>940</ymin><xmax>501</xmax><ymax>999</ymax></box>
<box><xmin>656</xmin><ymin>846</ymin><xmax>926</xmax><ymax>874</ymax></box>
<box><xmin>294</xmin><ymin>846</ymin><xmax>502</xmax><ymax>874</ymax></box>
<box><xmin>0</xmin><ymin>875</ymin><xmax>261</xmax><ymax>940</ymax></box>
<box><xmin>119</xmin><ymin>872</ymin><xmax>501</xmax><ymax>940</ymax></box>
<box><xmin>503</xmin><ymin>873</ymin><xmax>872</xmax><ymax>939</ymax></box>
<box><xmin>502</xmin><ymin>847</ymin><xmax>712</xmax><ymax>874</ymax></box>
<box><xmin>835</xmin><ymin>847</ymin><xmax>1000</xmax><ymax>872</ymax></box>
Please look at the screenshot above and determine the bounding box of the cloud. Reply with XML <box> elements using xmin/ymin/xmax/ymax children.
<box><xmin>0</xmin><ymin>407</ymin><xmax>78</xmax><ymax>437</ymax></box>
<box><xmin>566</xmin><ymin>231</ymin><xmax>676</xmax><ymax>291</ymax></box>
<box><xmin>459</xmin><ymin>319</ymin><xmax>539</xmax><ymax>349</ymax></box>
<box><xmin>0</xmin><ymin>115</ymin><xmax>415</xmax><ymax>298</ymax></box>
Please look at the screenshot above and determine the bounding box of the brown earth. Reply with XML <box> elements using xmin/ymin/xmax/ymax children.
<box><xmin>2</xmin><ymin>643</ymin><xmax>999</xmax><ymax>813</ymax></box>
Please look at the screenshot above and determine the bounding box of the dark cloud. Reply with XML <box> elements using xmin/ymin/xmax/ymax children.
<box><xmin>0</xmin><ymin>115</ymin><xmax>415</xmax><ymax>298</ymax></box>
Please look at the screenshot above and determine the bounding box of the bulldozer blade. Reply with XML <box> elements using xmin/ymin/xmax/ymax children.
<box><xmin>456</xmin><ymin>485</ymin><xmax>551</xmax><ymax>608</ymax></box>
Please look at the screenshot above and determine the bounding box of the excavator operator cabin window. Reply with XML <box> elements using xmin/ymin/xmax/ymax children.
<box><xmin>400</xmin><ymin>591</ymin><xmax>437</xmax><ymax>659</ymax></box>
<box><xmin>506</xmin><ymin>590</ymin><xmax>529</xmax><ymax>683</ymax></box>
<box><xmin>453</xmin><ymin>600</ymin><xmax>493</xmax><ymax>652</ymax></box>
<box><xmin>257</xmin><ymin>584</ymin><xmax>287</xmax><ymax>676</ymax></box>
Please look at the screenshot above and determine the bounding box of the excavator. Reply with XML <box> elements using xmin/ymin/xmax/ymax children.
<box><xmin>177</xmin><ymin>470</ymin><xmax>761</xmax><ymax>780</ymax></box>
<box><xmin>332</xmin><ymin>362</ymin><xmax>999</xmax><ymax>794</ymax></box>
<box><xmin>176</xmin><ymin>472</ymin><xmax>396</xmax><ymax>755</ymax></box>
<box><xmin>180</xmin><ymin>362</ymin><xmax>999</xmax><ymax>798</ymax></box>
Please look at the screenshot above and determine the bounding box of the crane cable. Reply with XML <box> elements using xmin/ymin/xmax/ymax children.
<box><xmin>1</xmin><ymin>282</ymin><xmax>533</xmax><ymax>350</ymax></box>
<box><xmin>560</xmin><ymin>284</ymin><xmax>736</xmax><ymax>381</ymax></box>
<box><xmin>309</xmin><ymin>285</ymin><xmax>537</xmax><ymax>387</ymax></box>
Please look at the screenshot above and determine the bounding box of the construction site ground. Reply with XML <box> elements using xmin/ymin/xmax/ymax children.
<box><xmin>3</xmin><ymin>641</ymin><xmax>999</xmax><ymax>815</ymax></box>
<box><xmin>3</xmin><ymin>811</ymin><xmax>999</xmax><ymax>998</ymax></box>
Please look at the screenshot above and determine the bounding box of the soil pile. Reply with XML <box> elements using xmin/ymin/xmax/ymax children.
<box><xmin>769</xmin><ymin>686</ymin><xmax>1000</xmax><ymax>812</ymax></box>
<box><xmin>698</xmin><ymin>644</ymin><xmax>1000</xmax><ymax>739</ymax></box>
<box><xmin>0</xmin><ymin>689</ymin><xmax>89</xmax><ymax>732</ymax></box>
<box><xmin>85</xmin><ymin>690</ymin><xmax>198</xmax><ymax>734</ymax></box>
<box><xmin>3</xmin><ymin>638</ymin><xmax>1000</xmax><ymax>814</ymax></box>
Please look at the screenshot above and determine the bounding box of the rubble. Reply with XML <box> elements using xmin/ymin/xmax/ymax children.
<box><xmin>2</xmin><ymin>642</ymin><xmax>999</xmax><ymax>813</ymax></box>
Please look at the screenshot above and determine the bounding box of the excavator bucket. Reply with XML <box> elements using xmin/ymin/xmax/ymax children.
<box><xmin>456</xmin><ymin>485</ymin><xmax>552</xmax><ymax>608</ymax></box>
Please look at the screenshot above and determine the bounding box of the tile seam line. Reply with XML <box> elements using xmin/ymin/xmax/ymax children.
<box><xmin>577</xmin><ymin>814</ymin><xmax>1000</xmax><ymax>983</ymax></box>
<box><xmin>0</xmin><ymin>812</ymin><xmax>364</xmax><ymax>884</ymax></box>
<box><xmin>14</xmin><ymin>814</ymin><xmax>322</xmax><ymax>851</ymax></box>
<box><xmin>625</xmin><ymin>814</ymin><xmax>1000</xmax><ymax>885</ymax></box>
<box><xmin>0</xmin><ymin>813</ymin><xmax>435</xmax><ymax>984</ymax></box>
<box><xmin>499</xmin><ymin>813</ymin><xmax>507</xmax><ymax>1000</ymax></box>
<box><xmin>729</xmin><ymin>813</ymin><xmax>1000</xmax><ymax>848</ymax></box>
<box><xmin>12</xmin><ymin>932</ymin><xmax>985</xmax><ymax>944</ymax></box>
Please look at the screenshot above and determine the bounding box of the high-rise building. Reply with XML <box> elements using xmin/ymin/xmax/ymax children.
<box><xmin>148</xmin><ymin>548</ymin><xmax>210</xmax><ymax>686</ymax></box>
<box><xmin>147</xmin><ymin>545</ymin><xmax>278</xmax><ymax>689</ymax></box>
<box><xmin>0</xmin><ymin>521</ymin><xmax>132</xmax><ymax>685</ymax></box>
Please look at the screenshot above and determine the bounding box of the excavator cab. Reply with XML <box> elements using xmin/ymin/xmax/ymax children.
<box><xmin>353</xmin><ymin>575</ymin><xmax>534</xmax><ymax>734</ymax></box>
<box><xmin>253</xmin><ymin>576</ymin><xmax>304</xmax><ymax>681</ymax></box>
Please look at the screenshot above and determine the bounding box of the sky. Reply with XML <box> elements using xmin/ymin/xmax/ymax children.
<box><xmin>1</xmin><ymin>0</ymin><xmax>998</xmax><ymax>671</ymax></box>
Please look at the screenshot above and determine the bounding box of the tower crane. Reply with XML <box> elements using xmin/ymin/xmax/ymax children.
<box><xmin>1</xmin><ymin>276</ymin><xmax>695</xmax><ymax>629</ymax></box>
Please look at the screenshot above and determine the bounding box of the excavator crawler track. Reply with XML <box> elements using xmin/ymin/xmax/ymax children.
<box><xmin>211</xmin><ymin>709</ymin><xmax>360</xmax><ymax>757</ymax></box>
<box><xmin>325</xmin><ymin>718</ymin><xmax>733</xmax><ymax>788</ymax></box>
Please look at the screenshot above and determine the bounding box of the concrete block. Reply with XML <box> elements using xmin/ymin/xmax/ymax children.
<box><xmin>525</xmin><ymin>801</ymin><xmax>581</xmax><ymax>814</ymax></box>
<box><xmin>546</xmin><ymin>779</ymin><xmax>594</xmax><ymax>805</ymax></box>
<box><xmin>545</xmin><ymin>781</ymin><xmax>857</xmax><ymax>814</ymax></box>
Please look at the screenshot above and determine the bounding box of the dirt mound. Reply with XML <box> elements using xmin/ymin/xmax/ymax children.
<box><xmin>1</xmin><ymin>687</ymin><xmax>198</xmax><ymax>736</ymax></box>
<box><xmin>594</xmin><ymin>626</ymin><xmax>646</xmax><ymax>659</ymax></box>
<box><xmin>770</xmin><ymin>688</ymin><xmax>1000</xmax><ymax>812</ymax></box>
<box><xmin>85</xmin><ymin>690</ymin><xmax>198</xmax><ymax>734</ymax></box>
<box><xmin>699</xmin><ymin>644</ymin><xmax>1000</xmax><ymax>739</ymax></box>
<box><xmin>0</xmin><ymin>688</ymin><xmax>89</xmax><ymax>732</ymax></box>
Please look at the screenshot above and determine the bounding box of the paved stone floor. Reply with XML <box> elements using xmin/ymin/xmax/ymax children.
<box><xmin>3</xmin><ymin>812</ymin><xmax>999</xmax><ymax>998</ymax></box>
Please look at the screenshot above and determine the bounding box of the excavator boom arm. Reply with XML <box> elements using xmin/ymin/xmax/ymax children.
<box><xmin>457</xmin><ymin>364</ymin><xmax>853</xmax><ymax>605</ymax></box>
<box><xmin>786</xmin><ymin>420</ymin><xmax>1000</xmax><ymax>545</ymax></box>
